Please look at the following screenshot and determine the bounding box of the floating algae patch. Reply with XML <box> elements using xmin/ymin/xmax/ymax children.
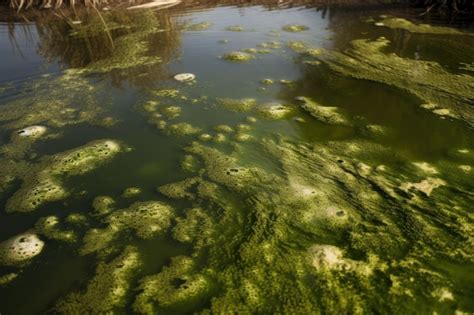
<box><xmin>213</xmin><ymin>125</ymin><xmax>234</xmax><ymax>133</ymax></box>
<box><xmin>133</xmin><ymin>255</ymin><xmax>213</xmax><ymax>313</ymax></box>
<box><xmin>222</xmin><ymin>51</ymin><xmax>254</xmax><ymax>62</ymax></box>
<box><xmin>55</xmin><ymin>246</ymin><xmax>142</xmax><ymax>313</ymax></box>
<box><xmin>35</xmin><ymin>216</ymin><xmax>77</xmax><ymax>243</ymax></box>
<box><xmin>0</xmin><ymin>126</ymin><xmax>53</xmax><ymax>160</ymax></box>
<box><xmin>375</xmin><ymin>16</ymin><xmax>472</xmax><ymax>36</ymax></box>
<box><xmin>288</xmin><ymin>41</ymin><xmax>308</xmax><ymax>52</ymax></box>
<box><xmin>282</xmin><ymin>25</ymin><xmax>309</xmax><ymax>32</ymax></box>
<box><xmin>92</xmin><ymin>195</ymin><xmax>116</xmax><ymax>216</ymax></box>
<box><xmin>81</xmin><ymin>200</ymin><xmax>174</xmax><ymax>256</ymax></box>
<box><xmin>0</xmin><ymin>232</ymin><xmax>45</xmax><ymax>266</ymax></box>
<box><xmin>184</xmin><ymin>22</ymin><xmax>213</xmax><ymax>31</ymax></box>
<box><xmin>257</xmin><ymin>102</ymin><xmax>293</xmax><ymax>119</ymax></box>
<box><xmin>140</xmin><ymin>134</ymin><xmax>474</xmax><ymax>313</ymax></box>
<box><xmin>296</xmin><ymin>96</ymin><xmax>349</xmax><ymax>125</ymax></box>
<box><xmin>73</xmin><ymin>10</ymin><xmax>172</xmax><ymax>75</ymax></box>
<box><xmin>319</xmin><ymin>37</ymin><xmax>474</xmax><ymax>128</ymax></box>
<box><xmin>5</xmin><ymin>139</ymin><xmax>124</xmax><ymax>213</ymax></box>
<box><xmin>226</xmin><ymin>25</ymin><xmax>245</xmax><ymax>32</ymax></box>
<box><xmin>0</xmin><ymin>70</ymin><xmax>105</xmax><ymax>131</ymax></box>
<box><xmin>216</xmin><ymin>98</ymin><xmax>257</xmax><ymax>112</ymax></box>
<box><xmin>83</xmin><ymin>32</ymin><xmax>162</xmax><ymax>74</ymax></box>
<box><xmin>167</xmin><ymin>123</ymin><xmax>201</xmax><ymax>136</ymax></box>
<box><xmin>242</xmin><ymin>48</ymin><xmax>272</xmax><ymax>54</ymax></box>
<box><xmin>1</xmin><ymin>5</ymin><xmax>474</xmax><ymax>314</ymax></box>
<box><xmin>161</xmin><ymin>106</ymin><xmax>182</xmax><ymax>119</ymax></box>
<box><xmin>106</xmin><ymin>201</ymin><xmax>173</xmax><ymax>239</ymax></box>
<box><xmin>121</xmin><ymin>187</ymin><xmax>142</xmax><ymax>198</ymax></box>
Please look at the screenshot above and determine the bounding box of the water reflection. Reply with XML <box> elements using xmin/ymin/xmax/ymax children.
<box><xmin>4</xmin><ymin>8</ymin><xmax>181</xmax><ymax>86</ymax></box>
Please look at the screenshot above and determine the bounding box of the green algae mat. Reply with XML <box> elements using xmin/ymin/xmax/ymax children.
<box><xmin>0</xmin><ymin>4</ymin><xmax>473</xmax><ymax>314</ymax></box>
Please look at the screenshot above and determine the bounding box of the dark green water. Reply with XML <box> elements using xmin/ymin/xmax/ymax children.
<box><xmin>0</xmin><ymin>3</ymin><xmax>473</xmax><ymax>314</ymax></box>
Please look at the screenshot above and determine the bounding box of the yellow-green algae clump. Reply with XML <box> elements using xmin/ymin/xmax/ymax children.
<box><xmin>6</xmin><ymin>139</ymin><xmax>123</xmax><ymax>213</ymax></box>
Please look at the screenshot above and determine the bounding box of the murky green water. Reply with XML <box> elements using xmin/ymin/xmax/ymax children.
<box><xmin>0</xmin><ymin>3</ymin><xmax>473</xmax><ymax>314</ymax></box>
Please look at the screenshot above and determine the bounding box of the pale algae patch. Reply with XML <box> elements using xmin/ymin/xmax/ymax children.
<box><xmin>318</xmin><ymin>37</ymin><xmax>474</xmax><ymax>128</ymax></box>
<box><xmin>0</xmin><ymin>232</ymin><xmax>45</xmax><ymax>266</ymax></box>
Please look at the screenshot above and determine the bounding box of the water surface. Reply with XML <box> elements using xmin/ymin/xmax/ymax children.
<box><xmin>0</xmin><ymin>3</ymin><xmax>473</xmax><ymax>314</ymax></box>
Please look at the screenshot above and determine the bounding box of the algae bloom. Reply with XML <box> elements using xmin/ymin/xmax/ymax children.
<box><xmin>1</xmin><ymin>5</ymin><xmax>474</xmax><ymax>315</ymax></box>
<box><xmin>282</xmin><ymin>24</ymin><xmax>309</xmax><ymax>32</ymax></box>
<box><xmin>222</xmin><ymin>51</ymin><xmax>254</xmax><ymax>62</ymax></box>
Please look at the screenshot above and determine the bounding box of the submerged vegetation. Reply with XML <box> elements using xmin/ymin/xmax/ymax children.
<box><xmin>0</xmin><ymin>3</ymin><xmax>473</xmax><ymax>315</ymax></box>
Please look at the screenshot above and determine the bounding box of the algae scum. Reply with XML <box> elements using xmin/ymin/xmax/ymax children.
<box><xmin>0</xmin><ymin>4</ymin><xmax>474</xmax><ymax>314</ymax></box>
